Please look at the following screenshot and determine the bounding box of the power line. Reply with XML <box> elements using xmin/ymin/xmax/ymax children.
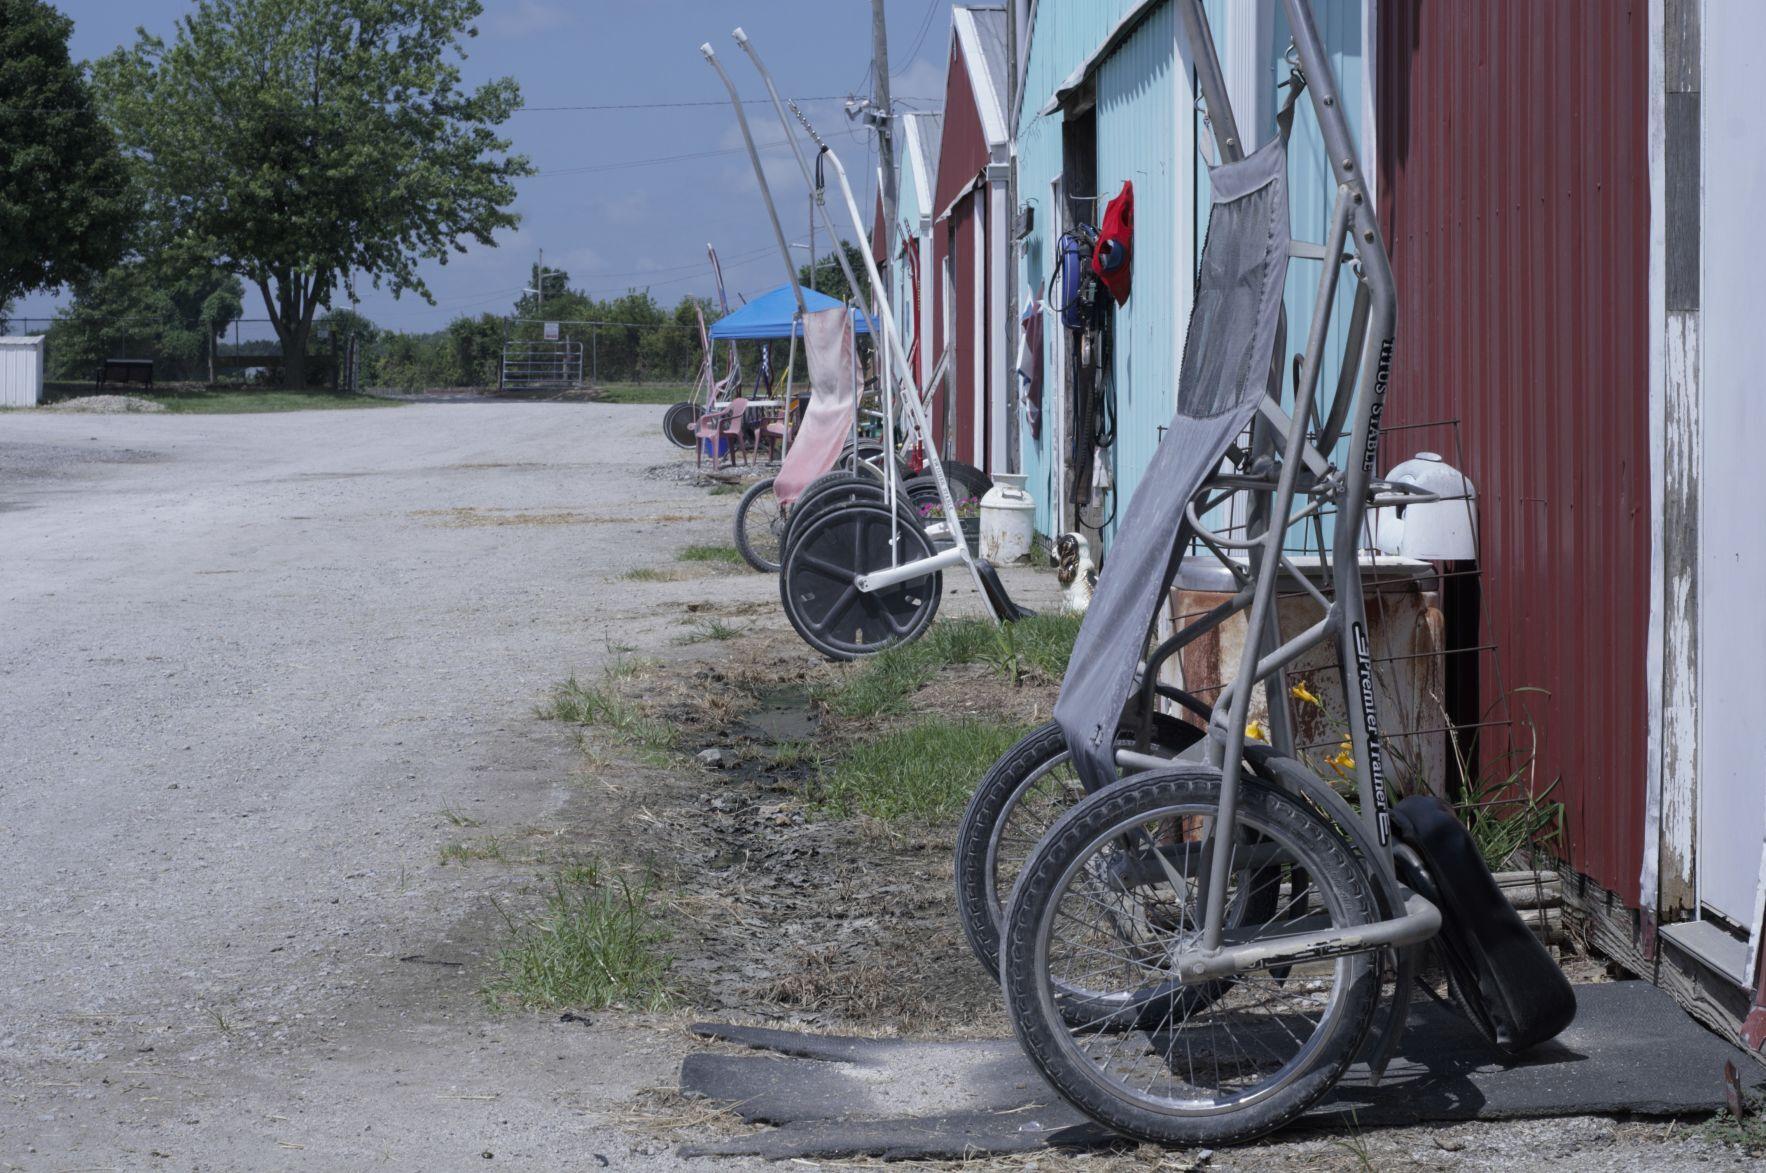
<box><xmin>514</xmin><ymin>95</ymin><xmax>847</xmax><ymax>112</ymax></box>
<box><xmin>523</xmin><ymin>125</ymin><xmax>867</xmax><ymax>179</ymax></box>
<box><xmin>893</xmin><ymin>0</ymin><xmax>943</xmax><ymax>76</ymax></box>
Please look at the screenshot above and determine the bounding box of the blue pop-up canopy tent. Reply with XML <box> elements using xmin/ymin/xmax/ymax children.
<box><xmin>708</xmin><ymin>283</ymin><xmax>870</xmax><ymax>340</ymax></box>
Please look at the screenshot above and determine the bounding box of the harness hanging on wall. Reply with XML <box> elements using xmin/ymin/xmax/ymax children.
<box><xmin>1049</xmin><ymin>207</ymin><xmax>1121</xmax><ymax>523</ymax></box>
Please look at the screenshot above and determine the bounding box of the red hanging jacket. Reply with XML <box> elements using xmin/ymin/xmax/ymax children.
<box><xmin>1091</xmin><ymin>180</ymin><xmax>1134</xmax><ymax>305</ymax></box>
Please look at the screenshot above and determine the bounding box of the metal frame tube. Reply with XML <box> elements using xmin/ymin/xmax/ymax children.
<box><xmin>1169</xmin><ymin>0</ymin><xmax>1408</xmax><ymax>949</ymax></box>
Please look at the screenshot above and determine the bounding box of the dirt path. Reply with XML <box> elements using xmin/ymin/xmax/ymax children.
<box><xmin>0</xmin><ymin>404</ymin><xmax>799</xmax><ymax>1170</ymax></box>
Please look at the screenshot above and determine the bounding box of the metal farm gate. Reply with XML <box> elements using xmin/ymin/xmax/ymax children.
<box><xmin>500</xmin><ymin>338</ymin><xmax>584</xmax><ymax>391</ymax></box>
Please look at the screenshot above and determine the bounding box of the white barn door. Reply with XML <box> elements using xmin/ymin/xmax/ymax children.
<box><xmin>1697</xmin><ymin>3</ymin><xmax>1766</xmax><ymax>926</ymax></box>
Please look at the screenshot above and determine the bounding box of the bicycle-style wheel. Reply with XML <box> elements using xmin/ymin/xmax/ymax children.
<box><xmin>1001</xmin><ymin>765</ymin><xmax>1379</xmax><ymax>1146</ymax></box>
<box><xmin>663</xmin><ymin>401</ymin><xmax>697</xmax><ymax>448</ymax></box>
<box><xmin>732</xmin><ymin>477</ymin><xmax>787</xmax><ymax>572</ymax></box>
<box><xmin>779</xmin><ymin>500</ymin><xmax>941</xmax><ymax>660</ymax></box>
<box><xmin>955</xmin><ymin>715</ymin><xmax>1210</xmax><ymax>979</ymax></box>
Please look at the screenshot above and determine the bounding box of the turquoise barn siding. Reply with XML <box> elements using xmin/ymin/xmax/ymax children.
<box><xmin>1015</xmin><ymin>0</ymin><xmax>1163</xmax><ymax>540</ymax></box>
<box><xmin>1014</xmin><ymin>0</ymin><xmax>1365</xmax><ymax>545</ymax></box>
<box><xmin>1094</xmin><ymin>2</ymin><xmax>1187</xmax><ymax>546</ymax></box>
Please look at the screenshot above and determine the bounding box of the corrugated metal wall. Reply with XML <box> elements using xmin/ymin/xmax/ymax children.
<box><xmin>937</xmin><ymin>33</ymin><xmax>994</xmax><ymax>471</ymax></box>
<box><xmin>1095</xmin><ymin>1</ymin><xmax>1184</xmax><ymax>546</ymax></box>
<box><xmin>1376</xmin><ymin>0</ymin><xmax>1652</xmax><ymax>903</ymax></box>
<box><xmin>1016</xmin><ymin>0</ymin><xmax>1148</xmax><ymax>537</ymax></box>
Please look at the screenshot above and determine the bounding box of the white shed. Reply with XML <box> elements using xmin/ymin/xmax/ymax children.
<box><xmin>0</xmin><ymin>336</ymin><xmax>46</xmax><ymax>407</ymax></box>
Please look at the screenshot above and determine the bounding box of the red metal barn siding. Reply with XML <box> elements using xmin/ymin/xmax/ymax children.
<box><xmin>935</xmin><ymin>34</ymin><xmax>991</xmax><ymax>470</ymax></box>
<box><xmin>1377</xmin><ymin>1</ymin><xmax>1651</xmax><ymax>904</ymax></box>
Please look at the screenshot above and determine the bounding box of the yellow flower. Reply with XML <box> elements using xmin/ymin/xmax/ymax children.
<box><xmin>1325</xmin><ymin>738</ymin><xmax>1356</xmax><ymax>777</ymax></box>
<box><xmin>1245</xmin><ymin>720</ymin><xmax>1268</xmax><ymax>743</ymax></box>
<box><xmin>1290</xmin><ymin>680</ymin><xmax>1322</xmax><ymax>707</ymax></box>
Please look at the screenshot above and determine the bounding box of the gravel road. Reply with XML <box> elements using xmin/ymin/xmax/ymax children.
<box><xmin>0</xmin><ymin>403</ymin><xmax>791</xmax><ymax>1170</ymax></box>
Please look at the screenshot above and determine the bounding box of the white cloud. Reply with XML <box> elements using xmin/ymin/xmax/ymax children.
<box><xmin>481</xmin><ymin>0</ymin><xmax>573</xmax><ymax>40</ymax></box>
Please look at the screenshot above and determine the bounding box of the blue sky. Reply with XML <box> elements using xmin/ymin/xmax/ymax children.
<box><xmin>18</xmin><ymin>0</ymin><xmax>955</xmax><ymax>335</ymax></box>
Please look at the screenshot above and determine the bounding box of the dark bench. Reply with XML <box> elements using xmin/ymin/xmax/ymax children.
<box><xmin>97</xmin><ymin>358</ymin><xmax>153</xmax><ymax>389</ymax></box>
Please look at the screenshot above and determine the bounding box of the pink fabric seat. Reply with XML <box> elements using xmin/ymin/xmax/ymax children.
<box><xmin>773</xmin><ymin>309</ymin><xmax>857</xmax><ymax>506</ymax></box>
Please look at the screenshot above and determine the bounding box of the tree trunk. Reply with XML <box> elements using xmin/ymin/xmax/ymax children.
<box><xmin>257</xmin><ymin>272</ymin><xmax>326</xmax><ymax>389</ymax></box>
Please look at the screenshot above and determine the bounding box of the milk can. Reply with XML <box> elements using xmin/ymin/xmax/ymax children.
<box><xmin>979</xmin><ymin>473</ymin><xmax>1036</xmax><ymax>564</ymax></box>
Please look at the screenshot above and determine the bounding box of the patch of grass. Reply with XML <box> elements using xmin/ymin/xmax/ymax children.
<box><xmin>818</xmin><ymin>615</ymin><xmax>1083</xmax><ymax>718</ymax></box>
<box><xmin>485</xmin><ymin>864</ymin><xmax>673</xmax><ymax>1011</ymax></box>
<box><xmin>439</xmin><ymin>806</ymin><xmax>481</xmax><ymax>828</ymax></box>
<box><xmin>983</xmin><ymin>612</ymin><xmax>1084</xmax><ymax>683</ymax></box>
<box><xmin>675</xmin><ymin>618</ymin><xmax>741</xmax><ymax>645</ymax></box>
<box><xmin>593</xmin><ymin>382</ymin><xmax>697</xmax><ymax>405</ymax></box>
<box><xmin>541</xmin><ymin>676</ymin><xmax>675</xmax><ymax>757</ymax></box>
<box><xmin>439</xmin><ymin>837</ymin><xmax>505</xmax><ymax>865</ymax></box>
<box><xmin>601</xmin><ymin>654</ymin><xmax>658</xmax><ymax>679</ymax></box>
<box><xmin>706</xmin><ymin>482</ymin><xmax>742</xmax><ymax>496</ymax></box>
<box><xmin>818</xmin><ymin>718</ymin><xmax>1034</xmax><ymax>823</ymax></box>
<box><xmin>770</xmin><ymin>740</ymin><xmax>822</xmax><ymax>770</ymax></box>
<box><xmin>676</xmin><ymin>543</ymin><xmax>745</xmax><ymax>565</ymax></box>
<box><xmin>620</xmin><ymin>567</ymin><xmax>672</xmax><ymax>582</ymax></box>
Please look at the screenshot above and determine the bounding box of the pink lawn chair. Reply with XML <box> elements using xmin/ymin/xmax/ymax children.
<box><xmin>718</xmin><ymin>396</ymin><xmax>750</xmax><ymax>467</ymax></box>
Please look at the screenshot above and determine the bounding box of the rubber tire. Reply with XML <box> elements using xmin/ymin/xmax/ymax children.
<box><xmin>779</xmin><ymin>500</ymin><xmax>941</xmax><ymax>660</ymax></box>
<box><xmin>732</xmin><ymin>477</ymin><xmax>787</xmax><ymax>573</ymax></box>
<box><xmin>1001</xmin><ymin>767</ymin><xmax>1380</xmax><ymax>1147</ymax></box>
<box><xmin>663</xmin><ymin>401</ymin><xmax>697</xmax><ymax>448</ymax></box>
<box><xmin>938</xmin><ymin>458</ymin><xmax>993</xmax><ymax>501</ymax></box>
<box><xmin>840</xmin><ymin>440</ymin><xmax>911</xmax><ymax>484</ymax></box>
<box><xmin>955</xmin><ymin>715</ymin><xmax>1205</xmax><ymax>980</ymax></box>
<box><xmin>780</xmin><ymin>473</ymin><xmax>910</xmax><ymax>560</ymax></box>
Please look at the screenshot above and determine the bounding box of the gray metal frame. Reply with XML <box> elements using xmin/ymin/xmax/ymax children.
<box><xmin>1133</xmin><ymin>0</ymin><xmax>1432</xmax><ymax>975</ymax></box>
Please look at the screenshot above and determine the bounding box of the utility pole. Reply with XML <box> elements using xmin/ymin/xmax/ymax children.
<box><xmin>537</xmin><ymin>248</ymin><xmax>545</xmax><ymax>315</ymax></box>
<box><xmin>871</xmin><ymin>0</ymin><xmax>897</xmax><ymax>263</ymax></box>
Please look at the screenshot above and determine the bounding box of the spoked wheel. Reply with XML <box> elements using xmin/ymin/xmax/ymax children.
<box><xmin>779</xmin><ymin>500</ymin><xmax>941</xmax><ymax>660</ymax></box>
<box><xmin>733</xmin><ymin>477</ymin><xmax>788</xmax><ymax>572</ymax></box>
<box><xmin>956</xmin><ymin>715</ymin><xmax>1264</xmax><ymax>980</ymax></box>
<box><xmin>1001</xmin><ymin>765</ymin><xmax>1379</xmax><ymax>1147</ymax></box>
<box><xmin>663</xmin><ymin>401</ymin><xmax>697</xmax><ymax>448</ymax></box>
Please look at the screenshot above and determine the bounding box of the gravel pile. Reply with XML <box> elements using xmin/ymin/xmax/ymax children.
<box><xmin>47</xmin><ymin>395</ymin><xmax>167</xmax><ymax>414</ymax></box>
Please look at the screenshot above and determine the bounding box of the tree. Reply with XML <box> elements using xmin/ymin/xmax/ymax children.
<box><xmin>0</xmin><ymin>0</ymin><xmax>133</xmax><ymax>305</ymax></box>
<box><xmin>46</xmin><ymin>261</ymin><xmax>243</xmax><ymax>382</ymax></box>
<box><xmin>199</xmin><ymin>284</ymin><xmax>244</xmax><ymax>383</ymax></box>
<box><xmin>797</xmin><ymin>241</ymin><xmax>868</xmax><ymax>309</ymax></box>
<box><xmin>93</xmin><ymin>0</ymin><xmax>531</xmax><ymax>387</ymax></box>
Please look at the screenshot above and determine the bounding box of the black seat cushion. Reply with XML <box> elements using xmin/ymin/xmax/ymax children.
<box><xmin>1392</xmin><ymin>794</ymin><xmax>1577</xmax><ymax>1056</ymax></box>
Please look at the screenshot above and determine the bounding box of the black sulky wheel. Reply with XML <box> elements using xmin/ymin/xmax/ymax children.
<box><xmin>779</xmin><ymin>471</ymin><xmax>915</xmax><ymax>562</ymax></box>
<box><xmin>779</xmin><ymin>500</ymin><xmax>941</xmax><ymax>660</ymax></box>
<box><xmin>663</xmin><ymin>401</ymin><xmax>697</xmax><ymax>448</ymax></box>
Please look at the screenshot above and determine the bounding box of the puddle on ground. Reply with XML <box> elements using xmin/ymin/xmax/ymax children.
<box><xmin>742</xmin><ymin>685</ymin><xmax>819</xmax><ymax>743</ymax></box>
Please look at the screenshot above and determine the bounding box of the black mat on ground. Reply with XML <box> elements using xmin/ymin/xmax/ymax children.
<box><xmin>679</xmin><ymin>981</ymin><xmax>1763</xmax><ymax>1160</ymax></box>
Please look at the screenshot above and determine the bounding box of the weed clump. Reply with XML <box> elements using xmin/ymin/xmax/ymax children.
<box><xmin>485</xmin><ymin>864</ymin><xmax>672</xmax><ymax>1011</ymax></box>
<box><xmin>818</xmin><ymin>615</ymin><xmax>1082</xmax><ymax>718</ymax></box>
<box><xmin>818</xmin><ymin>718</ymin><xmax>1033</xmax><ymax>822</ymax></box>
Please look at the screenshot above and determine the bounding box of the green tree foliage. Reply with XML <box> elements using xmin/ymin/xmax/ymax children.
<box><xmin>797</xmin><ymin>241</ymin><xmax>869</xmax><ymax>308</ymax></box>
<box><xmin>92</xmin><ymin>0</ymin><xmax>531</xmax><ymax>387</ymax></box>
<box><xmin>0</xmin><ymin>0</ymin><xmax>133</xmax><ymax>304</ymax></box>
<box><xmin>45</xmin><ymin>262</ymin><xmax>244</xmax><ymax>382</ymax></box>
